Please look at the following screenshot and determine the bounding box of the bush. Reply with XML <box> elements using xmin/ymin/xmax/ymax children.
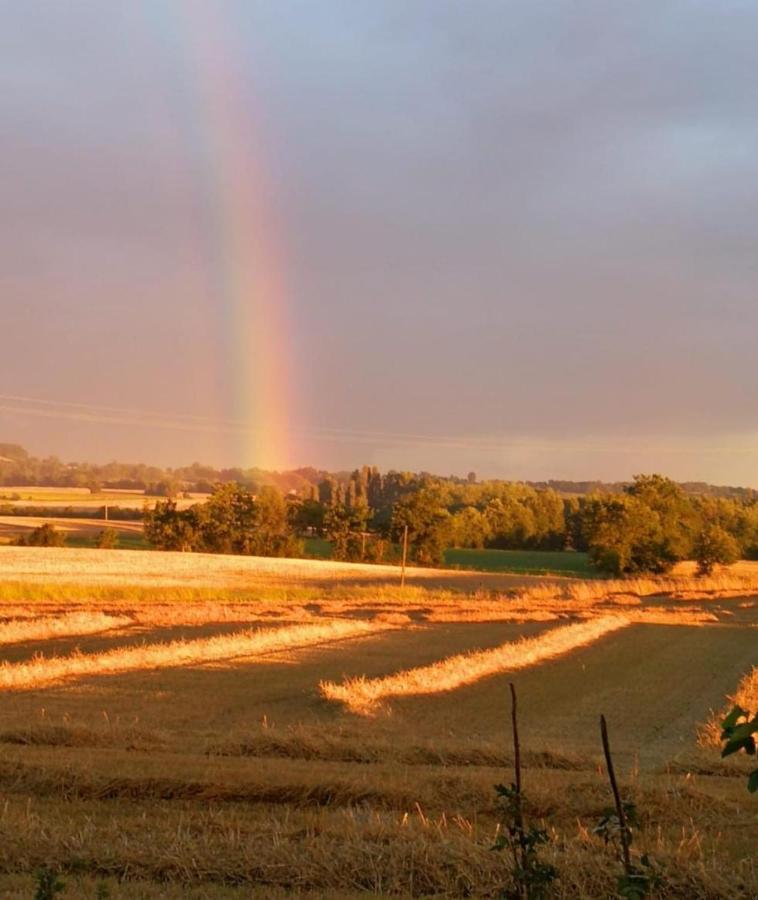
<box><xmin>96</xmin><ymin>528</ymin><xmax>119</xmax><ymax>549</ymax></box>
<box><xmin>14</xmin><ymin>524</ymin><xmax>66</xmax><ymax>547</ymax></box>
<box><xmin>694</xmin><ymin>524</ymin><xmax>740</xmax><ymax>576</ymax></box>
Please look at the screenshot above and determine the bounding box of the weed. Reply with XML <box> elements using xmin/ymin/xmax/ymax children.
<box><xmin>33</xmin><ymin>867</ymin><xmax>65</xmax><ymax>899</ymax></box>
<box><xmin>720</xmin><ymin>704</ymin><xmax>758</xmax><ymax>792</ymax></box>
<box><xmin>492</xmin><ymin>684</ymin><xmax>558</xmax><ymax>899</ymax></box>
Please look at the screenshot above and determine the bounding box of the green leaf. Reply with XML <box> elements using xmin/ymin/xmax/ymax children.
<box><xmin>748</xmin><ymin>770</ymin><xmax>758</xmax><ymax>793</ymax></box>
<box><xmin>721</xmin><ymin>706</ymin><xmax>746</xmax><ymax>731</ymax></box>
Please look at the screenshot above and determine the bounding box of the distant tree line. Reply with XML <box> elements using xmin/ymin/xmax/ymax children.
<box><xmin>2</xmin><ymin>444</ymin><xmax>755</xmax><ymax>575</ymax></box>
<box><xmin>3</xmin><ymin>442</ymin><xmax>755</xmax><ymax>501</ymax></box>
<box><xmin>142</xmin><ymin>467</ymin><xmax>755</xmax><ymax>576</ymax></box>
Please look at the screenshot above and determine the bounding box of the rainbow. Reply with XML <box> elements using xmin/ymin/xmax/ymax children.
<box><xmin>172</xmin><ymin>2</ymin><xmax>295</xmax><ymax>469</ymax></box>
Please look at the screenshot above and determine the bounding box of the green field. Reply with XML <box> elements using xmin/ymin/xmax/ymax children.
<box><xmin>444</xmin><ymin>547</ymin><xmax>594</xmax><ymax>577</ymax></box>
<box><xmin>65</xmin><ymin>531</ymin><xmax>150</xmax><ymax>551</ymax></box>
<box><xmin>304</xmin><ymin>539</ymin><xmax>593</xmax><ymax>577</ymax></box>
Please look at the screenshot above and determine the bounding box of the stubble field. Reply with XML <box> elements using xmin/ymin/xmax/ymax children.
<box><xmin>0</xmin><ymin>546</ymin><xmax>755</xmax><ymax>898</ymax></box>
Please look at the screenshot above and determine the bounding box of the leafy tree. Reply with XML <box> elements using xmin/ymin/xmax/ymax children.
<box><xmin>14</xmin><ymin>523</ymin><xmax>66</xmax><ymax>547</ymax></box>
<box><xmin>693</xmin><ymin>523</ymin><xmax>740</xmax><ymax>575</ymax></box>
<box><xmin>247</xmin><ymin>485</ymin><xmax>302</xmax><ymax>557</ymax></box>
<box><xmin>96</xmin><ymin>528</ymin><xmax>119</xmax><ymax>549</ymax></box>
<box><xmin>450</xmin><ymin>506</ymin><xmax>490</xmax><ymax>548</ymax></box>
<box><xmin>144</xmin><ymin>500</ymin><xmax>199</xmax><ymax>551</ymax></box>
<box><xmin>580</xmin><ymin>495</ymin><xmax>672</xmax><ymax>575</ymax></box>
<box><xmin>392</xmin><ymin>487</ymin><xmax>451</xmax><ymax>566</ymax></box>
<box><xmin>625</xmin><ymin>474</ymin><xmax>697</xmax><ymax>562</ymax></box>
<box><xmin>291</xmin><ymin>497</ymin><xmax>325</xmax><ymax>535</ymax></box>
<box><xmin>324</xmin><ymin>505</ymin><xmax>362</xmax><ymax>561</ymax></box>
<box><xmin>145</xmin><ymin>486</ymin><xmax>301</xmax><ymax>557</ymax></box>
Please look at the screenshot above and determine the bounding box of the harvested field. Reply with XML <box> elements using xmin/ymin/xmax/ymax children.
<box><xmin>321</xmin><ymin>616</ymin><xmax>629</xmax><ymax>714</ymax></box>
<box><xmin>0</xmin><ymin>547</ymin><xmax>754</xmax><ymax>897</ymax></box>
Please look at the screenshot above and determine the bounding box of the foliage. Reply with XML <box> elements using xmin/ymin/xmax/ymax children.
<box><xmin>693</xmin><ymin>523</ymin><xmax>740</xmax><ymax>576</ymax></box>
<box><xmin>493</xmin><ymin>684</ymin><xmax>557</xmax><ymax>900</ymax></box>
<box><xmin>33</xmin><ymin>867</ymin><xmax>65</xmax><ymax>899</ymax></box>
<box><xmin>96</xmin><ymin>528</ymin><xmax>119</xmax><ymax>549</ymax></box>
<box><xmin>5</xmin><ymin>441</ymin><xmax>758</xmax><ymax>570</ymax></box>
<box><xmin>144</xmin><ymin>485</ymin><xmax>302</xmax><ymax>557</ymax></box>
<box><xmin>391</xmin><ymin>487</ymin><xmax>451</xmax><ymax>565</ymax></box>
<box><xmin>593</xmin><ymin>803</ymin><xmax>659</xmax><ymax>899</ymax></box>
<box><xmin>720</xmin><ymin>705</ymin><xmax>758</xmax><ymax>793</ymax></box>
<box><xmin>624</xmin><ymin>475</ymin><xmax>697</xmax><ymax>561</ymax></box>
<box><xmin>324</xmin><ymin>504</ymin><xmax>366</xmax><ymax>561</ymax></box>
<box><xmin>579</xmin><ymin>494</ymin><xmax>671</xmax><ymax>575</ymax></box>
<box><xmin>493</xmin><ymin>783</ymin><xmax>557</xmax><ymax>899</ymax></box>
<box><xmin>599</xmin><ymin>715</ymin><xmax>661</xmax><ymax>898</ymax></box>
<box><xmin>14</xmin><ymin>523</ymin><xmax>66</xmax><ymax>547</ymax></box>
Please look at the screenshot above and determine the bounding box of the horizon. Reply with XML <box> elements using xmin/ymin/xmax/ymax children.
<box><xmin>3</xmin><ymin>3</ymin><xmax>757</xmax><ymax>484</ymax></box>
<box><xmin>2</xmin><ymin>435</ymin><xmax>757</xmax><ymax>493</ymax></box>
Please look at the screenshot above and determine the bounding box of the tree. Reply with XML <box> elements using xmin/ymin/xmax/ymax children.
<box><xmin>144</xmin><ymin>500</ymin><xmax>199</xmax><ymax>551</ymax></box>
<box><xmin>693</xmin><ymin>524</ymin><xmax>740</xmax><ymax>576</ymax></box>
<box><xmin>625</xmin><ymin>474</ymin><xmax>697</xmax><ymax>562</ymax></box>
<box><xmin>391</xmin><ymin>487</ymin><xmax>451</xmax><ymax>566</ymax></box>
<box><xmin>248</xmin><ymin>485</ymin><xmax>302</xmax><ymax>557</ymax></box>
<box><xmin>14</xmin><ymin>523</ymin><xmax>66</xmax><ymax>547</ymax></box>
<box><xmin>450</xmin><ymin>506</ymin><xmax>490</xmax><ymax>548</ymax></box>
<box><xmin>145</xmin><ymin>485</ymin><xmax>301</xmax><ymax>557</ymax></box>
<box><xmin>579</xmin><ymin>494</ymin><xmax>671</xmax><ymax>575</ymax></box>
<box><xmin>96</xmin><ymin>528</ymin><xmax>119</xmax><ymax>549</ymax></box>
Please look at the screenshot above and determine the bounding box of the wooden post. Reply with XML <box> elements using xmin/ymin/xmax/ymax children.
<box><xmin>400</xmin><ymin>524</ymin><xmax>409</xmax><ymax>589</ymax></box>
<box><xmin>600</xmin><ymin>714</ymin><xmax>632</xmax><ymax>874</ymax></box>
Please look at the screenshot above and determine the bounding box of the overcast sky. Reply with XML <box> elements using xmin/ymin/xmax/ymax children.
<box><xmin>2</xmin><ymin>1</ymin><xmax>757</xmax><ymax>483</ymax></box>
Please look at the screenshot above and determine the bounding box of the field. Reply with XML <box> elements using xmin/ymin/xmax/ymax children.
<box><xmin>0</xmin><ymin>516</ymin><xmax>149</xmax><ymax>550</ymax></box>
<box><xmin>0</xmin><ymin>485</ymin><xmax>203</xmax><ymax>511</ymax></box>
<box><xmin>0</xmin><ymin>547</ymin><xmax>755</xmax><ymax>897</ymax></box>
<box><xmin>443</xmin><ymin>547</ymin><xmax>594</xmax><ymax>577</ymax></box>
<box><xmin>2</xmin><ymin>521</ymin><xmax>593</xmax><ymax>579</ymax></box>
<box><xmin>305</xmin><ymin>541</ymin><xmax>595</xmax><ymax>577</ymax></box>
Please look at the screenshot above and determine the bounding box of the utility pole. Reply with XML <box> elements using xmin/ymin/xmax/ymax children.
<box><xmin>400</xmin><ymin>524</ymin><xmax>409</xmax><ymax>590</ymax></box>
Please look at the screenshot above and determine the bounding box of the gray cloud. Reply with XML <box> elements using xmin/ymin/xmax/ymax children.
<box><xmin>1</xmin><ymin>1</ymin><xmax>757</xmax><ymax>481</ymax></box>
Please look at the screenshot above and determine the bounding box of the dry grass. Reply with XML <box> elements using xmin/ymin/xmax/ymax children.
<box><xmin>0</xmin><ymin>548</ymin><xmax>755</xmax><ymax>896</ymax></box>
<box><xmin>0</xmin><ymin>765</ymin><xmax>751</xmax><ymax>898</ymax></box>
<box><xmin>0</xmin><ymin>610</ymin><xmax>131</xmax><ymax>645</ymax></box>
<box><xmin>0</xmin><ymin>619</ymin><xmax>390</xmax><ymax>692</ymax></box>
<box><xmin>699</xmin><ymin>666</ymin><xmax>758</xmax><ymax>748</ymax></box>
<box><xmin>320</xmin><ymin>615</ymin><xmax>629</xmax><ymax>714</ymax></box>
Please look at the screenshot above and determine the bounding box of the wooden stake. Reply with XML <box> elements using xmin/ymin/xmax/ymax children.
<box><xmin>400</xmin><ymin>524</ymin><xmax>409</xmax><ymax>589</ymax></box>
<box><xmin>510</xmin><ymin>682</ymin><xmax>524</xmax><ymax>831</ymax></box>
<box><xmin>600</xmin><ymin>714</ymin><xmax>631</xmax><ymax>873</ymax></box>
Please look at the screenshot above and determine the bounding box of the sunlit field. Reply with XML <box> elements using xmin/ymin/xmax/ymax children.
<box><xmin>0</xmin><ymin>546</ymin><xmax>755</xmax><ymax>897</ymax></box>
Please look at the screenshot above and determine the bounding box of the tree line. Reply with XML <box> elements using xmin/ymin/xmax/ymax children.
<box><xmin>144</xmin><ymin>470</ymin><xmax>757</xmax><ymax>576</ymax></box>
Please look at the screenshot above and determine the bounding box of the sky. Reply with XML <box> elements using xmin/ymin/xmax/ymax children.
<box><xmin>2</xmin><ymin>1</ymin><xmax>758</xmax><ymax>484</ymax></box>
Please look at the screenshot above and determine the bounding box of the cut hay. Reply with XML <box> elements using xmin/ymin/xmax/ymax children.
<box><xmin>0</xmin><ymin>619</ymin><xmax>390</xmax><ymax>692</ymax></box>
<box><xmin>321</xmin><ymin>615</ymin><xmax>629</xmax><ymax>714</ymax></box>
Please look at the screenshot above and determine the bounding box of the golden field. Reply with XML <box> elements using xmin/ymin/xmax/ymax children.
<box><xmin>0</xmin><ymin>546</ymin><xmax>755</xmax><ymax>898</ymax></box>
